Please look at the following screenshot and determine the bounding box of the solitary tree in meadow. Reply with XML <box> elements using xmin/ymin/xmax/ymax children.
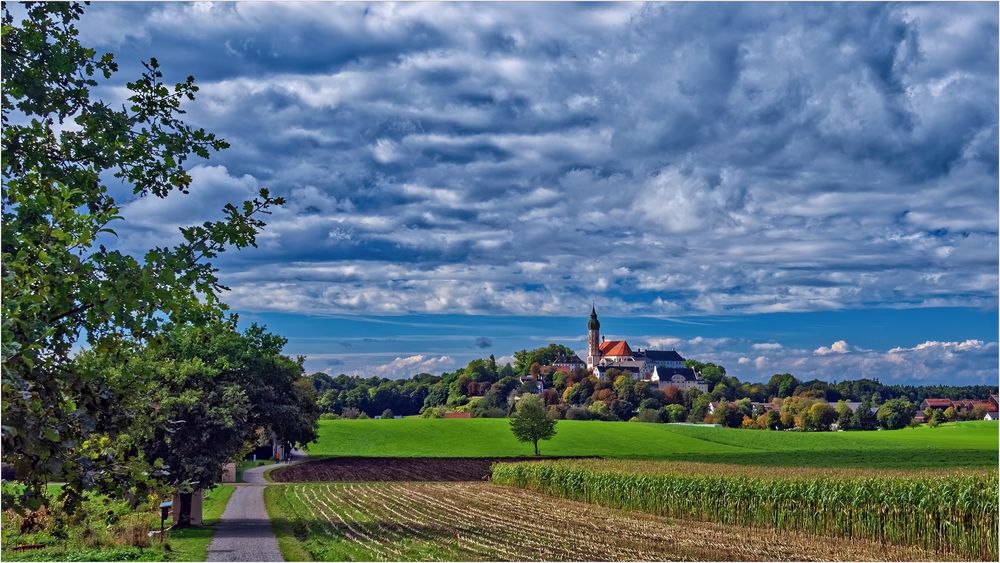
<box><xmin>510</xmin><ymin>394</ymin><xmax>557</xmax><ymax>456</ymax></box>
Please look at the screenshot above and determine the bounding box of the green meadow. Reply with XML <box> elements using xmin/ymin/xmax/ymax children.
<box><xmin>308</xmin><ymin>418</ymin><xmax>998</xmax><ymax>469</ymax></box>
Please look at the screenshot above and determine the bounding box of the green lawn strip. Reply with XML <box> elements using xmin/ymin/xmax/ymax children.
<box><xmin>162</xmin><ymin>484</ymin><xmax>235</xmax><ymax>561</ymax></box>
<box><xmin>236</xmin><ymin>460</ymin><xmax>276</xmax><ymax>482</ymax></box>
<box><xmin>263</xmin><ymin>485</ymin><xmax>315</xmax><ymax>562</ymax></box>
<box><xmin>307</xmin><ymin>418</ymin><xmax>998</xmax><ymax>469</ymax></box>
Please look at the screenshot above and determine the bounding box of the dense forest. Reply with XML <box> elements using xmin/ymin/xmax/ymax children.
<box><xmin>309</xmin><ymin>343</ymin><xmax>996</xmax><ymax>430</ymax></box>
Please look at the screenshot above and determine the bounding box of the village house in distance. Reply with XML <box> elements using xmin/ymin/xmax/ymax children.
<box><xmin>552</xmin><ymin>306</ymin><xmax>710</xmax><ymax>393</ymax></box>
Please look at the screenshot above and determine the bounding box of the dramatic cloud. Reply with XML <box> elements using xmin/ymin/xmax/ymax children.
<box><xmin>75</xmin><ymin>1</ymin><xmax>997</xmax><ymax>318</ymax></box>
<box><xmin>58</xmin><ymin>3</ymin><xmax>998</xmax><ymax>384</ymax></box>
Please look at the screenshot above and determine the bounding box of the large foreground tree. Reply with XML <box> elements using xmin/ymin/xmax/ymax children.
<box><xmin>86</xmin><ymin>320</ymin><xmax>319</xmax><ymax>522</ymax></box>
<box><xmin>1</xmin><ymin>2</ymin><xmax>282</xmax><ymax>504</ymax></box>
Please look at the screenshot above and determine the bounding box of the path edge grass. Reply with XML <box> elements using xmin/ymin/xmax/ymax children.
<box><xmin>164</xmin><ymin>484</ymin><xmax>237</xmax><ymax>560</ymax></box>
<box><xmin>263</xmin><ymin>486</ymin><xmax>313</xmax><ymax>562</ymax></box>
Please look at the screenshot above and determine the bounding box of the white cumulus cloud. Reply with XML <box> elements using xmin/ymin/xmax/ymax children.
<box><xmin>369</xmin><ymin>354</ymin><xmax>455</xmax><ymax>377</ymax></box>
<box><xmin>815</xmin><ymin>340</ymin><xmax>851</xmax><ymax>355</ymax></box>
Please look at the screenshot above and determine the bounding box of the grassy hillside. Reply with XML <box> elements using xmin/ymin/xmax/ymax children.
<box><xmin>307</xmin><ymin>418</ymin><xmax>998</xmax><ymax>469</ymax></box>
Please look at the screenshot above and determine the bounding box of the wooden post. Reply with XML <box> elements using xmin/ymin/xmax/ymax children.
<box><xmin>221</xmin><ymin>463</ymin><xmax>237</xmax><ymax>483</ymax></box>
<box><xmin>171</xmin><ymin>489</ymin><xmax>204</xmax><ymax>526</ymax></box>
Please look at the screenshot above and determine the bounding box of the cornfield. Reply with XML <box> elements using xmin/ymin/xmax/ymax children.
<box><xmin>491</xmin><ymin>460</ymin><xmax>999</xmax><ymax>561</ymax></box>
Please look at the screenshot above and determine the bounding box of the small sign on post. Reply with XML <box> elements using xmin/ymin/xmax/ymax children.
<box><xmin>159</xmin><ymin>501</ymin><xmax>173</xmax><ymax>537</ymax></box>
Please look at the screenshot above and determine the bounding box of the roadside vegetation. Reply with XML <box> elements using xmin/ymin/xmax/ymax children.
<box><xmin>264</xmin><ymin>482</ymin><xmax>959</xmax><ymax>562</ymax></box>
<box><xmin>1</xmin><ymin>483</ymin><xmax>234</xmax><ymax>561</ymax></box>
<box><xmin>492</xmin><ymin>459</ymin><xmax>997</xmax><ymax>560</ymax></box>
<box><xmin>1</xmin><ymin>5</ymin><xmax>319</xmax><ymax>559</ymax></box>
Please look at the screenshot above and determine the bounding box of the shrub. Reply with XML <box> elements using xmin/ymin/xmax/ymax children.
<box><xmin>635</xmin><ymin>408</ymin><xmax>661</xmax><ymax>423</ymax></box>
<box><xmin>17</xmin><ymin>505</ymin><xmax>50</xmax><ymax>533</ymax></box>
<box><xmin>341</xmin><ymin>407</ymin><xmax>361</xmax><ymax>419</ymax></box>
<box><xmin>111</xmin><ymin>513</ymin><xmax>151</xmax><ymax>548</ymax></box>
<box><xmin>664</xmin><ymin>404</ymin><xmax>687</xmax><ymax>423</ymax></box>
<box><xmin>802</xmin><ymin>402</ymin><xmax>837</xmax><ymax>431</ymax></box>
<box><xmin>877</xmin><ymin>399</ymin><xmax>914</xmax><ymax>430</ymax></box>
<box><xmin>546</xmin><ymin>404</ymin><xmax>568</xmax><ymax>420</ymax></box>
<box><xmin>357</xmin><ymin>412</ymin><xmax>370</xmax><ymax>420</ymax></box>
<box><xmin>639</xmin><ymin>398</ymin><xmax>662</xmax><ymax>411</ymax></box>
<box><xmin>319</xmin><ymin>413</ymin><xmax>339</xmax><ymax>420</ymax></box>
<box><xmin>609</xmin><ymin>399</ymin><xmax>635</xmax><ymax>421</ymax></box>
<box><xmin>381</xmin><ymin>408</ymin><xmax>394</xmax><ymax>419</ymax></box>
<box><xmin>420</xmin><ymin>407</ymin><xmax>445</xmax><ymax>418</ymax></box>
<box><xmin>565</xmin><ymin>406</ymin><xmax>590</xmax><ymax>420</ymax></box>
<box><xmin>586</xmin><ymin>401</ymin><xmax>616</xmax><ymax>421</ymax></box>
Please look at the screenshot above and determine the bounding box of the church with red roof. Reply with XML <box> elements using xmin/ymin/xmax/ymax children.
<box><xmin>584</xmin><ymin>306</ymin><xmax>708</xmax><ymax>392</ymax></box>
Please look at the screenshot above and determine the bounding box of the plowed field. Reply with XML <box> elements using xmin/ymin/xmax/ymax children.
<box><xmin>270</xmin><ymin>457</ymin><xmax>556</xmax><ymax>482</ymax></box>
<box><xmin>264</xmin><ymin>482</ymin><xmax>954</xmax><ymax>561</ymax></box>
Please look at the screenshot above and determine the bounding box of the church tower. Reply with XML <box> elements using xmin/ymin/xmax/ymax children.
<box><xmin>586</xmin><ymin>304</ymin><xmax>601</xmax><ymax>369</ymax></box>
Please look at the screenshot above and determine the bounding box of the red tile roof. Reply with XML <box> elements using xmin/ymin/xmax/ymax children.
<box><xmin>923</xmin><ymin>399</ymin><xmax>954</xmax><ymax>408</ymax></box>
<box><xmin>599</xmin><ymin>340</ymin><xmax>633</xmax><ymax>357</ymax></box>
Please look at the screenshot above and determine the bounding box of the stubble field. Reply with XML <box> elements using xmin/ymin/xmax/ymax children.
<box><xmin>264</xmin><ymin>482</ymin><xmax>958</xmax><ymax>562</ymax></box>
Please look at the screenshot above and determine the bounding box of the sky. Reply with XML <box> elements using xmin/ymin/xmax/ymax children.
<box><xmin>61</xmin><ymin>1</ymin><xmax>999</xmax><ymax>384</ymax></box>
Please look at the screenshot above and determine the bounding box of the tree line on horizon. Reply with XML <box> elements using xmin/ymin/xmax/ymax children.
<box><xmin>308</xmin><ymin>343</ymin><xmax>997</xmax><ymax>431</ymax></box>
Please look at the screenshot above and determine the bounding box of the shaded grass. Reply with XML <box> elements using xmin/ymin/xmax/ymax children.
<box><xmin>308</xmin><ymin>418</ymin><xmax>998</xmax><ymax>469</ymax></box>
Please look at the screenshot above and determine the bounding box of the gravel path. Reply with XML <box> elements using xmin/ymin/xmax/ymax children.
<box><xmin>207</xmin><ymin>451</ymin><xmax>307</xmax><ymax>562</ymax></box>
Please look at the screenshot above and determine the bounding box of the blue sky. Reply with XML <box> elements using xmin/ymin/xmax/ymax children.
<box><xmin>65</xmin><ymin>2</ymin><xmax>998</xmax><ymax>384</ymax></box>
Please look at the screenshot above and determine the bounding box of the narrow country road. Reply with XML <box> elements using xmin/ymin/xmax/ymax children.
<box><xmin>206</xmin><ymin>451</ymin><xmax>307</xmax><ymax>562</ymax></box>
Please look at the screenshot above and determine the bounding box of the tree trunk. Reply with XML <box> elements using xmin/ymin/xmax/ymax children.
<box><xmin>533</xmin><ymin>440</ymin><xmax>539</xmax><ymax>456</ymax></box>
<box><xmin>178</xmin><ymin>492</ymin><xmax>192</xmax><ymax>527</ymax></box>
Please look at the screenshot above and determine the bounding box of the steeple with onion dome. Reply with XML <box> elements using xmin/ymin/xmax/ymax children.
<box><xmin>586</xmin><ymin>303</ymin><xmax>602</xmax><ymax>369</ymax></box>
